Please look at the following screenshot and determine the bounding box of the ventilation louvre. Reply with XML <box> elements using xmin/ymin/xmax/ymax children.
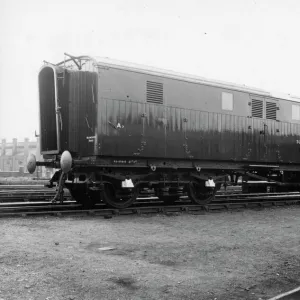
<box><xmin>266</xmin><ymin>102</ymin><xmax>277</xmax><ymax>120</ymax></box>
<box><xmin>251</xmin><ymin>99</ymin><xmax>263</xmax><ymax>118</ymax></box>
<box><xmin>147</xmin><ymin>81</ymin><xmax>163</xmax><ymax>104</ymax></box>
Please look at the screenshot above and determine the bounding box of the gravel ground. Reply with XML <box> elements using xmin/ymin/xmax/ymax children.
<box><xmin>0</xmin><ymin>206</ymin><xmax>300</xmax><ymax>300</ymax></box>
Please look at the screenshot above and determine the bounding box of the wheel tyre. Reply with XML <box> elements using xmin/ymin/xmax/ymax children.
<box><xmin>101</xmin><ymin>183</ymin><xmax>137</xmax><ymax>209</ymax></box>
<box><xmin>69</xmin><ymin>189</ymin><xmax>85</xmax><ymax>204</ymax></box>
<box><xmin>187</xmin><ymin>181</ymin><xmax>216</xmax><ymax>205</ymax></box>
<box><xmin>69</xmin><ymin>188</ymin><xmax>96</xmax><ymax>208</ymax></box>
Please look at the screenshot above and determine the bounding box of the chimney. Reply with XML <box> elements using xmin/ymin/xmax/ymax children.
<box><xmin>1</xmin><ymin>139</ymin><xmax>6</xmax><ymax>156</ymax></box>
<box><xmin>24</xmin><ymin>138</ymin><xmax>29</xmax><ymax>157</ymax></box>
<box><xmin>12</xmin><ymin>138</ymin><xmax>17</xmax><ymax>155</ymax></box>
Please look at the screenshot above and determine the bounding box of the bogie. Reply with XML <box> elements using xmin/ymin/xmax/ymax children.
<box><xmin>62</xmin><ymin>168</ymin><xmax>221</xmax><ymax>208</ymax></box>
<box><xmin>156</xmin><ymin>186</ymin><xmax>184</xmax><ymax>204</ymax></box>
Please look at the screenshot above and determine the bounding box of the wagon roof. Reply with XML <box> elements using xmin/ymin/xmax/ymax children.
<box><xmin>60</xmin><ymin>55</ymin><xmax>300</xmax><ymax>102</ymax></box>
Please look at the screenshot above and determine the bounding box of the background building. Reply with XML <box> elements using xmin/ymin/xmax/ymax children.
<box><xmin>0</xmin><ymin>138</ymin><xmax>50</xmax><ymax>178</ymax></box>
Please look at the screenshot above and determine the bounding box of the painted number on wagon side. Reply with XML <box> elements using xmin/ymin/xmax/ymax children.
<box><xmin>296</xmin><ymin>140</ymin><xmax>300</xmax><ymax>144</ymax></box>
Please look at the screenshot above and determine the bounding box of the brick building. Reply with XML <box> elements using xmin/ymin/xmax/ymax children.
<box><xmin>0</xmin><ymin>138</ymin><xmax>51</xmax><ymax>177</ymax></box>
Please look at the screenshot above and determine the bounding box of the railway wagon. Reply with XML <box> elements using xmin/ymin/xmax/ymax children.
<box><xmin>27</xmin><ymin>53</ymin><xmax>300</xmax><ymax>208</ymax></box>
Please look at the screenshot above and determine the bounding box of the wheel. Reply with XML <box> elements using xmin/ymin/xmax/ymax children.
<box><xmin>69</xmin><ymin>186</ymin><xmax>96</xmax><ymax>208</ymax></box>
<box><xmin>101</xmin><ymin>183</ymin><xmax>138</xmax><ymax>209</ymax></box>
<box><xmin>187</xmin><ymin>180</ymin><xmax>216</xmax><ymax>205</ymax></box>
<box><xmin>69</xmin><ymin>188</ymin><xmax>85</xmax><ymax>204</ymax></box>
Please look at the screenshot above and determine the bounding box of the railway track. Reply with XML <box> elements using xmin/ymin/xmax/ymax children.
<box><xmin>0</xmin><ymin>184</ymin><xmax>240</xmax><ymax>203</ymax></box>
<box><xmin>0</xmin><ymin>185</ymin><xmax>299</xmax><ymax>218</ymax></box>
<box><xmin>0</xmin><ymin>185</ymin><xmax>69</xmax><ymax>202</ymax></box>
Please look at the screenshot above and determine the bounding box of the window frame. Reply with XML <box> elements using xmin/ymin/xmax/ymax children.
<box><xmin>221</xmin><ymin>92</ymin><xmax>234</xmax><ymax>111</ymax></box>
<box><xmin>292</xmin><ymin>104</ymin><xmax>300</xmax><ymax>121</ymax></box>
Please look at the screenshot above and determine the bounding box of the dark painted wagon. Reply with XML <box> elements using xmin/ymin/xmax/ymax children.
<box><xmin>27</xmin><ymin>53</ymin><xmax>300</xmax><ymax>208</ymax></box>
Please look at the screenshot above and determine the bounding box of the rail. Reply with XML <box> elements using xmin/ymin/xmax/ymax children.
<box><xmin>0</xmin><ymin>189</ymin><xmax>299</xmax><ymax>218</ymax></box>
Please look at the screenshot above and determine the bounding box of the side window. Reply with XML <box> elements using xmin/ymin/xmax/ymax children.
<box><xmin>222</xmin><ymin>92</ymin><xmax>233</xmax><ymax>111</ymax></box>
<box><xmin>292</xmin><ymin>104</ymin><xmax>300</xmax><ymax>120</ymax></box>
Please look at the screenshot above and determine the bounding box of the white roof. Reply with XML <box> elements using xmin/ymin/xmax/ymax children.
<box><xmin>65</xmin><ymin>55</ymin><xmax>300</xmax><ymax>102</ymax></box>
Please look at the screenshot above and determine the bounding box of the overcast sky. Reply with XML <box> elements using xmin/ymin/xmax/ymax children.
<box><xmin>0</xmin><ymin>0</ymin><xmax>300</xmax><ymax>141</ymax></box>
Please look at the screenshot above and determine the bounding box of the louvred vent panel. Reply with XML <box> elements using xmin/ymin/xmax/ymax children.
<box><xmin>252</xmin><ymin>99</ymin><xmax>263</xmax><ymax>118</ymax></box>
<box><xmin>266</xmin><ymin>102</ymin><xmax>277</xmax><ymax>120</ymax></box>
<box><xmin>147</xmin><ymin>81</ymin><xmax>163</xmax><ymax>104</ymax></box>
